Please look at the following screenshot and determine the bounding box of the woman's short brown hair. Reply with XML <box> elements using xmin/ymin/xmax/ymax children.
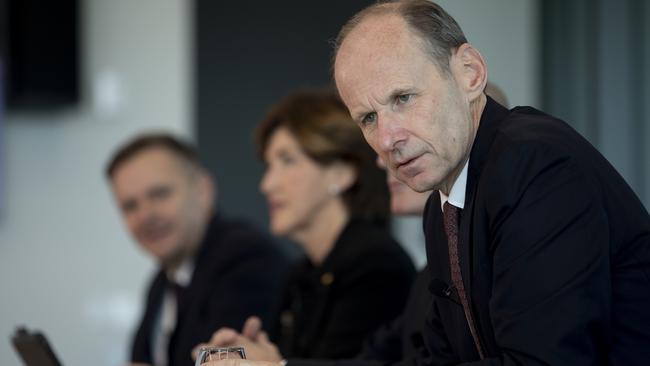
<box><xmin>255</xmin><ymin>88</ymin><xmax>390</xmax><ymax>225</ymax></box>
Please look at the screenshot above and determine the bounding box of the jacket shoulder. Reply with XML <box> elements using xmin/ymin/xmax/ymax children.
<box><xmin>335</xmin><ymin>221</ymin><xmax>415</xmax><ymax>281</ymax></box>
<box><xmin>212</xmin><ymin>217</ymin><xmax>283</xmax><ymax>256</ymax></box>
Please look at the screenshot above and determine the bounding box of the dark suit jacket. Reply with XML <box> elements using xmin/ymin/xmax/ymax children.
<box><xmin>272</xmin><ymin>219</ymin><xmax>415</xmax><ymax>360</ymax></box>
<box><xmin>285</xmin><ymin>267</ymin><xmax>433</xmax><ymax>366</ymax></box>
<box><xmin>131</xmin><ymin>215</ymin><xmax>289</xmax><ymax>366</ymax></box>
<box><xmin>423</xmin><ymin>97</ymin><xmax>650</xmax><ymax>365</ymax></box>
<box><xmin>358</xmin><ymin>267</ymin><xmax>432</xmax><ymax>364</ymax></box>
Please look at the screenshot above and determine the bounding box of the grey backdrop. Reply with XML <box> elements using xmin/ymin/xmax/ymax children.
<box><xmin>195</xmin><ymin>0</ymin><xmax>374</xmax><ymax>226</ymax></box>
<box><xmin>542</xmin><ymin>0</ymin><xmax>650</xmax><ymax>207</ymax></box>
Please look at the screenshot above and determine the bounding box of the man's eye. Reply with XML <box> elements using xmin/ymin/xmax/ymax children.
<box><xmin>121</xmin><ymin>201</ymin><xmax>137</xmax><ymax>214</ymax></box>
<box><xmin>396</xmin><ymin>94</ymin><xmax>412</xmax><ymax>104</ymax></box>
<box><xmin>362</xmin><ymin>112</ymin><xmax>377</xmax><ymax>125</ymax></box>
<box><xmin>150</xmin><ymin>186</ymin><xmax>172</xmax><ymax>200</ymax></box>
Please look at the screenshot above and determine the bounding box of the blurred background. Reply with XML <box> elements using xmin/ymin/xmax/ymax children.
<box><xmin>0</xmin><ymin>0</ymin><xmax>647</xmax><ymax>365</ymax></box>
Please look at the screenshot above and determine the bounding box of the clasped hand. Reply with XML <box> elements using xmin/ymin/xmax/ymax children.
<box><xmin>192</xmin><ymin>316</ymin><xmax>284</xmax><ymax>366</ymax></box>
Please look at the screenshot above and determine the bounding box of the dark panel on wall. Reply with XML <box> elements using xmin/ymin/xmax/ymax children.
<box><xmin>195</xmin><ymin>0</ymin><xmax>373</xmax><ymax>226</ymax></box>
<box><xmin>3</xmin><ymin>0</ymin><xmax>79</xmax><ymax>109</ymax></box>
<box><xmin>541</xmin><ymin>0</ymin><xmax>599</xmax><ymax>143</ymax></box>
<box><xmin>0</xmin><ymin>0</ymin><xmax>6</xmax><ymax>60</ymax></box>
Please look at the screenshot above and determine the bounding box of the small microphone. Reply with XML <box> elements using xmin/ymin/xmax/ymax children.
<box><xmin>429</xmin><ymin>279</ymin><xmax>460</xmax><ymax>305</ymax></box>
<box><xmin>429</xmin><ymin>278</ymin><xmax>452</xmax><ymax>297</ymax></box>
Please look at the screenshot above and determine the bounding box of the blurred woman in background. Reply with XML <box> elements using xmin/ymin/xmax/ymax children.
<box><xmin>255</xmin><ymin>89</ymin><xmax>415</xmax><ymax>359</ymax></box>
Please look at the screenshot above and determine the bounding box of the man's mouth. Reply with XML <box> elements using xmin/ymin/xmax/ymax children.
<box><xmin>140</xmin><ymin>223</ymin><xmax>172</xmax><ymax>243</ymax></box>
<box><xmin>395</xmin><ymin>154</ymin><xmax>422</xmax><ymax>171</ymax></box>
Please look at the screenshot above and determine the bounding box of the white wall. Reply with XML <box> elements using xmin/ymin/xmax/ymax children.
<box><xmin>440</xmin><ymin>0</ymin><xmax>541</xmax><ymax>107</ymax></box>
<box><xmin>393</xmin><ymin>0</ymin><xmax>541</xmax><ymax>267</ymax></box>
<box><xmin>0</xmin><ymin>0</ymin><xmax>193</xmax><ymax>365</ymax></box>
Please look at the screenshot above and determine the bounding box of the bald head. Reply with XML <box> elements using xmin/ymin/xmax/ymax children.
<box><xmin>333</xmin><ymin>0</ymin><xmax>467</xmax><ymax>78</ymax></box>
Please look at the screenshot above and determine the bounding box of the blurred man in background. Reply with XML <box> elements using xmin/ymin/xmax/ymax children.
<box><xmin>106</xmin><ymin>133</ymin><xmax>288</xmax><ymax>366</ymax></box>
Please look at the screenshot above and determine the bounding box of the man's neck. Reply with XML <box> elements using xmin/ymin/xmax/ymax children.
<box><xmin>162</xmin><ymin>233</ymin><xmax>204</xmax><ymax>275</ymax></box>
<box><xmin>470</xmin><ymin>93</ymin><xmax>487</xmax><ymax>132</ymax></box>
<box><xmin>440</xmin><ymin>157</ymin><xmax>467</xmax><ymax>197</ymax></box>
<box><xmin>439</xmin><ymin>94</ymin><xmax>487</xmax><ymax>196</ymax></box>
<box><xmin>163</xmin><ymin>211</ymin><xmax>213</xmax><ymax>272</ymax></box>
<box><xmin>440</xmin><ymin>93</ymin><xmax>487</xmax><ymax>196</ymax></box>
<box><xmin>165</xmin><ymin>255</ymin><xmax>195</xmax><ymax>287</ymax></box>
<box><xmin>163</xmin><ymin>249</ymin><xmax>193</xmax><ymax>274</ymax></box>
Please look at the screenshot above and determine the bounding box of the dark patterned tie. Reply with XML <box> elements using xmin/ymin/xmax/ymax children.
<box><xmin>443</xmin><ymin>201</ymin><xmax>485</xmax><ymax>359</ymax></box>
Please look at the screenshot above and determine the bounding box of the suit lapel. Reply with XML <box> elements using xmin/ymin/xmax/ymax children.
<box><xmin>176</xmin><ymin>215</ymin><xmax>222</xmax><ymax>324</ymax></box>
<box><xmin>456</xmin><ymin>98</ymin><xmax>512</xmax><ymax>357</ymax></box>
<box><xmin>460</xmin><ymin>97</ymin><xmax>511</xmax><ymax>293</ymax></box>
<box><xmin>425</xmin><ymin>192</ymin><xmax>449</xmax><ymax>283</ymax></box>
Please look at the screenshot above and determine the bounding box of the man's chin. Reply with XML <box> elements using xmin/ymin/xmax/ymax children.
<box><xmin>155</xmin><ymin>251</ymin><xmax>177</xmax><ymax>265</ymax></box>
<box><xmin>398</xmin><ymin>175</ymin><xmax>428</xmax><ymax>193</ymax></box>
<box><xmin>145</xmin><ymin>242</ymin><xmax>183</xmax><ymax>264</ymax></box>
<box><xmin>392</xmin><ymin>173</ymin><xmax>416</xmax><ymax>191</ymax></box>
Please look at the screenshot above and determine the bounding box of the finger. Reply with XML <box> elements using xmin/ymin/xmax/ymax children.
<box><xmin>209</xmin><ymin>328</ymin><xmax>239</xmax><ymax>346</ymax></box>
<box><xmin>257</xmin><ymin>331</ymin><xmax>271</xmax><ymax>345</ymax></box>
<box><xmin>242</xmin><ymin>316</ymin><xmax>263</xmax><ymax>340</ymax></box>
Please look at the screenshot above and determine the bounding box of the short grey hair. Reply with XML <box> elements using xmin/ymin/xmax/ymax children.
<box><xmin>333</xmin><ymin>0</ymin><xmax>467</xmax><ymax>76</ymax></box>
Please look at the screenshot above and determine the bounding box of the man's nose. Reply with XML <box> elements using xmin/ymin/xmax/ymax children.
<box><xmin>134</xmin><ymin>200</ymin><xmax>156</xmax><ymax>224</ymax></box>
<box><xmin>377</xmin><ymin>113</ymin><xmax>406</xmax><ymax>152</ymax></box>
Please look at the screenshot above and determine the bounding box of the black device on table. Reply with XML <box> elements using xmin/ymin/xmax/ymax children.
<box><xmin>11</xmin><ymin>327</ymin><xmax>62</xmax><ymax>366</ymax></box>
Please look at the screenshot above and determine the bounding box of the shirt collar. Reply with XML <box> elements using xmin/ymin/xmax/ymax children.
<box><xmin>166</xmin><ymin>258</ymin><xmax>194</xmax><ymax>287</ymax></box>
<box><xmin>439</xmin><ymin>159</ymin><xmax>469</xmax><ymax>210</ymax></box>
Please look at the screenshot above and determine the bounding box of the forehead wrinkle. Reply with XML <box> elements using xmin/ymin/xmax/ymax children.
<box><xmin>336</xmin><ymin>13</ymin><xmax>427</xmax><ymax>104</ymax></box>
<box><xmin>336</xmin><ymin>14</ymin><xmax>407</xmax><ymax>76</ymax></box>
<box><xmin>345</xmin><ymin>79</ymin><xmax>389</xmax><ymax>123</ymax></box>
<box><xmin>340</xmin><ymin>13</ymin><xmax>420</xmax><ymax>62</ymax></box>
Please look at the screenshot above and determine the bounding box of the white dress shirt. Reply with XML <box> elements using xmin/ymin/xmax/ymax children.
<box><xmin>152</xmin><ymin>259</ymin><xmax>195</xmax><ymax>366</ymax></box>
<box><xmin>439</xmin><ymin>159</ymin><xmax>469</xmax><ymax>211</ymax></box>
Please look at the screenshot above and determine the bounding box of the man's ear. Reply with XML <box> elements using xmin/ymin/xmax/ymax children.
<box><xmin>198</xmin><ymin>171</ymin><xmax>216</xmax><ymax>210</ymax></box>
<box><xmin>451</xmin><ymin>43</ymin><xmax>487</xmax><ymax>103</ymax></box>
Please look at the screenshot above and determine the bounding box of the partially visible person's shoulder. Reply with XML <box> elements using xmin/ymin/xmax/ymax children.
<box><xmin>339</xmin><ymin>220</ymin><xmax>414</xmax><ymax>274</ymax></box>
<box><xmin>218</xmin><ymin>216</ymin><xmax>268</xmax><ymax>241</ymax></box>
<box><xmin>215</xmin><ymin>216</ymin><xmax>283</xmax><ymax>257</ymax></box>
<box><xmin>344</xmin><ymin>220</ymin><xmax>400</xmax><ymax>253</ymax></box>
